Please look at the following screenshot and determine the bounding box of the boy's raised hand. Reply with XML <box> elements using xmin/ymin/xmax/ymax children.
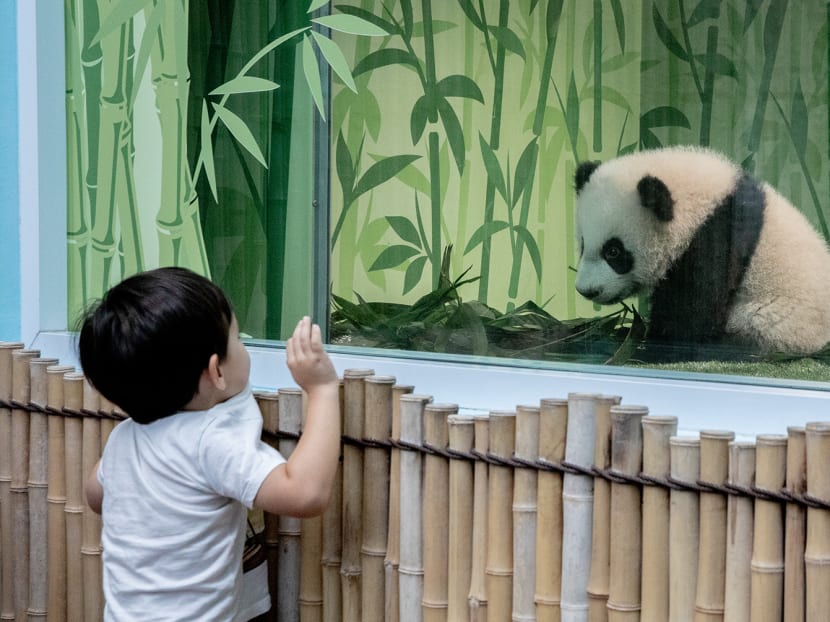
<box><xmin>286</xmin><ymin>316</ymin><xmax>338</xmax><ymax>393</ymax></box>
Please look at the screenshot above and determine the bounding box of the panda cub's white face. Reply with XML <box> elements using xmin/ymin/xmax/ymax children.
<box><xmin>574</xmin><ymin>168</ymin><xmax>666</xmax><ymax>305</ymax></box>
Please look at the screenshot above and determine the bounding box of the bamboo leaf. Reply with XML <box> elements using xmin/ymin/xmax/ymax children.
<box><xmin>401</xmin><ymin>0</ymin><xmax>414</xmax><ymax>37</ymax></box>
<box><xmin>456</xmin><ymin>0</ymin><xmax>484</xmax><ymax>31</ymax></box>
<box><xmin>412</xmin><ymin>20</ymin><xmax>457</xmax><ymax>36</ymax></box>
<box><xmin>478</xmin><ymin>133</ymin><xmax>508</xmax><ymax>203</ymax></box>
<box><xmin>403</xmin><ymin>256</ymin><xmax>428</xmax><ymax>295</ymax></box>
<box><xmin>311</xmin><ymin>30</ymin><xmax>357</xmax><ymax>92</ymax></box>
<box><xmin>652</xmin><ymin>4</ymin><xmax>689</xmax><ymax>61</ymax></box>
<box><xmin>414</xmin><ymin>193</ymin><xmax>431</xmax><ymax>257</ymax></box>
<box><xmin>592</xmin><ymin>86</ymin><xmax>634</xmax><ymax>113</ymax></box>
<box><xmin>131</xmin><ymin>1</ymin><xmax>163</xmax><ymax>105</ymax></box>
<box><xmin>353</xmin><ymin>48</ymin><xmax>419</xmax><ymax>78</ymax></box>
<box><xmin>387</xmin><ymin>216</ymin><xmax>422</xmax><ymax>248</ymax></box>
<box><xmin>464</xmin><ymin>221</ymin><xmax>510</xmax><ymax>254</ymax></box>
<box><xmin>742</xmin><ymin>0</ymin><xmax>765</xmax><ymax>33</ymax></box>
<box><xmin>92</xmin><ymin>0</ymin><xmax>149</xmax><ymax>45</ymax></box>
<box><xmin>790</xmin><ymin>80</ymin><xmax>808</xmax><ymax>157</ymax></box>
<box><xmin>209</xmin><ymin>76</ymin><xmax>280</xmax><ymax>96</ymax></box>
<box><xmin>489</xmin><ymin>26</ymin><xmax>526</xmax><ymax>60</ymax></box>
<box><xmin>564</xmin><ymin>72</ymin><xmax>580</xmax><ymax>151</ymax></box>
<box><xmin>301</xmin><ymin>34</ymin><xmax>326</xmax><ymax>120</ymax></box>
<box><xmin>529</xmin><ymin>0</ymin><xmax>540</xmax><ymax>14</ymax></box>
<box><xmin>212</xmin><ymin>103</ymin><xmax>268</xmax><ymax>167</ymax></box>
<box><xmin>437</xmin><ymin>98</ymin><xmax>466</xmax><ymax>174</ymax></box>
<box><xmin>610</xmin><ymin>0</ymin><xmax>625</xmax><ymax>51</ymax></box>
<box><xmin>411</xmin><ymin>95</ymin><xmax>430</xmax><ymax>144</ymax></box>
<box><xmin>336</xmin><ymin>131</ymin><xmax>355</xmax><ymax>201</ymax></box>
<box><xmin>313</xmin><ymin>13</ymin><xmax>390</xmax><ymax>36</ymax></box>
<box><xmin>513</xmin><ymin>225</ymin><xmax>543</xmax><ymax>281</ymax></box>
<box><xmin>200</xmin><ymin>102</ymin><xmax>218</xmax><ymax>203</ymax></box>
<box><xmin>513</xmin><ymin>138</ymin><xmax>538</xmax><ymax>208</ymax></box>
<box><xmin>307</xmin><ymin>0</ymin><xmax>329</xmax><ymax>12</ymax></box>
<box><xmin>353</xmin><ymin>154</ymin><xmax>421</xmax><ymax>199</ymax></box>
<box><xmin>763</xmin><ymin>0</ymin><xmax>788</xmax><ymax>55</ymax></box>
<box><xmin>692</xmin><ymin>52</ymin><xmax>738</xmax><ymax>79</ymax></box>
<box><xmin>335</xmin><ymin>4</ymin><xmax>401</xmax><ymax>35</ymax></box>
<box><xmin>640</xmin><ymin>106</ymin><xmax>692</xmax><ymax>130</ymax></box>
<box><xmin>435</xmin><ymin>75</ymin><xmax>485</xmax><ymax>103</ymax></box>
<box><xmin>641</xmin><ymin>128</ymin><xmax>663</xmax><ymax>149</ymax></box>
<box><xmin>687</xmin><ymin>0</ymin><xmax>723</xmax><ymax>28</ymax></box>
<box><xmin>370</xmin><ymin>245</ymin><xmax>421</xmax><ymax>271</ymax></box>
<box><xmin>602</xmin><ymin>52</ymin><xmax>639</xmax><ymax>73</ymax></box>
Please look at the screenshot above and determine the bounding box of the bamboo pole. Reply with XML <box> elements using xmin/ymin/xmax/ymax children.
<box><xmin>423</xmin><ymin>403</ymin><xmax>455</xmax><ymax>622</ymax></box>
<box><xmin>11</xmin><ymin>348</ymin><xmax>40</xmax><ymax>620</ymax></box>
<box><xmin>640</xmin><ymin>415</ymin><xmax>678</xmax><ymax>622</ymax></box>
<box><xmin>300</xmin><ymin>389</ymin><xmax>324</xmax><ymax>622</ymax></box>
<box><xmin>65</xmin><ymin>372</ymin><xmax>87</xmax><ymax>621</ymax></box>
<box><xmin>81</xmin><ymin>376</ymin><xmax>105</xmax><ymax>619</ymax></box>
<box><xmin>27</xmin><ymin>358</ymin><xmax>59</xmax><ymax>620</ymax></box>
<box><xmin>341</xmin><ymin>369</ymin><xmax>374</xmax><ymax>622</ymax></box>
<box><xmin>670</xmin><ymin>436</ymin><xmax>701</xmax><ymax>622</ymax></box>
<box><xmin>783</xmin><ymin>427</ymin><xmax>806</xmax><ymax>622</ymax></box>
<box><xmin>360</xmin><ymin>376</ymin><xmax>395</xmax><ymax>622</ymax></box>
<box><xmin>0</xmin><ymin>342</ymin><xmax>23</xmax><ymax>621</ymax></box>
<box><xmin>256</xmin><ymin>390</ymin><xmax>280</xmax><ymax>622</ymax></box>
<box><xmin>722</xmin><ymin>442</ymin><xmax>755</xmax><ymax>622</ymax></box>
<box><xmin>386</xmin><ymin>384</ymin><xmax>414</xmax><ymax>622</ymax></box>
<box><xmin>535</xmin><ymin>398</ymin><xmax>568</xmax><ymax>622</ymax></box>
<box><xmin>694</xmin><ymin>430</ymin><xmax>734</xmax><ymax>622</ymax></box>
<box><xmin>468</xmin><ymin>416</ymin><xmax>490</xmax><ymax>621</ymax></box>
<box><xmin>399</xmin><ymin>394</ymin><xmax>432</xmax><ymax>622</ymax></box>
<box><xmin>587</xmin><ymin>395</ymin><xmax>622</xmax><ymax>622</ymax></box>
<box><xmin>321</xmin><ymin>383</ymin><xmax>345</xmax><ymax>622</ymax></box>
<box><xmin>513</xmin><ymin>405</ymin><xmax>540</xmax><ymax>622</ymax></box>
<box><xmin>486</xmin><ymin>410</ymin><xmax>515</xmax><ymax>622</ymax></box>
<box><xmin>561</xmin><ymin>393</ymin><xmax>598</xmax><ymax>622</ymax></box>
<box><xmin>750</xmin><ymin>435</ymin><xmax>787</xmax><ymax>622</ymax></box>
<box><xmin>46</xmin><ymin>364</ymin><xmax>74</xmax><ymax>622</ymax></box>
<box><xmin>447</xmin><ymin>414</ymin><xmax>474</xmax><ymax>622</ymax></box>
<box><xmin>607</xmin><ymin>405</ymin><xmax>647</xmax><ymax>621</ymax></box>
<box><xmin>805</xmin><ymin>422</ymin><xmax>830</xmax><ymax>619</ymax></box>
<box><xmin>277</xmin><ymin>387</ymin><xmax>303</xmax><ymax>622</ymax></box>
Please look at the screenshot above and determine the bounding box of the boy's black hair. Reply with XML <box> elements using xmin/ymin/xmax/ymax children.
<box><xmin>78</xmin><ymin>267</ymin><xmax>233</xmax><ymax>424</ymax></box>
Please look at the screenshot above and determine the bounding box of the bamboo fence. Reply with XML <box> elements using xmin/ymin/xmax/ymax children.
<box><xmin>1</xmin><ymin>343</ymin><xmax>830</xmax><ymax>622</ymax></box>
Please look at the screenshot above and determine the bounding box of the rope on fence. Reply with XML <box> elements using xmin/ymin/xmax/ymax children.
<box><xmin>4</xmin><ymin>397</ymin><xmax>829</xmax><ymax>510</ymax></box>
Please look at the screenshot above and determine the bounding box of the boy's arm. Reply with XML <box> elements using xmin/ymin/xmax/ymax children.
<box><xmin>85</xmin><ymin>458</ymin><xmax>104</xmax><ymax>514</ymax></box>
<box><xmin>253</xmin><ymin>317</ymin><xmax>340</xmax><ymax>518</ymax></box>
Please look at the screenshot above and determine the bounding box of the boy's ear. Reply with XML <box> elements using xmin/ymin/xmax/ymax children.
<box><xmin>205</xmin><ymin>353</ymin><xmax>226</xmax><ymax>391</ymax></box>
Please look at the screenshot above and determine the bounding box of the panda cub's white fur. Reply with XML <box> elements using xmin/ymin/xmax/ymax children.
<box><xmin>575</xmin><ymin>145</ymin><xmax>830</xmax><ymax>355</ymax></box>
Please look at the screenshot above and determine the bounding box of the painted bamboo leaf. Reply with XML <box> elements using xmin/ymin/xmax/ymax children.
<box><xmin>437</xmin><ymin>98</ymin><xmax>466</xmax><ymax>173</ymax></box>
<box><xmin>404</xmin><ymin>256</ymin><xmax>428</xmax><ymax>294</ymax></box>
<box><xmin>692</xmin><ymin>53</ymin><xmax>738</xmax><ymax>78</ymax></box>
<box><xmin>387</xmin><ymin>215</ymin><xmax>422</xmax><ymax>248</ymax></box>
<box><xmin>412</xmin><ymin>21</ymin><xmax>457</xmax><ymax>37</ymax></box>
<box><xmin>513</xmin><ymin>225</ymin><xmax>542</xmax><ymax>281</ymax></box>
<box><xmin>464</xmin><ymin>221</ymin><xmax>510</xmax><ymax>254</ymax></box>
<box><xmin>565</xmin><ymin>72</ymin><xmax>580</xmax><ymax>153</ymax></box>
<box><xmin>653</xmin><ymin>4</ymin><xmax>689</xmax><ymax>61</ymax></box>
<box><xmin>307</xmin><ymin>0</ymin><xmax>329</xmax><ymax>12</ymax></box>
<box><xmin>212</xmin><ymin>103</ymin><xmax>268</xmax><ymax>167</ymax></box>
<box><xmin>414</xmin><ymin>192</ymin><xmax>431</xmax><ymax>256</ymax></box>
<box><xmin>763</xmin><ymin>0</ymin><xmax>788</xmax><ymax>54</ymax></box>
<box><xmin>687</xmin><ymin>0</ymin><xmax>723</xmax><ymax>28</ymax></box>
<box><xmin>200</xmin><ymin>101</ymin><xmax>218</xmax><ymax>202</ymax></box>
<box><xmin>352</xmin><ymin>48</ymin><xmax>419</xmax><ymax>78</ymax></box>
<box><xmin>91</xmin><ymin>0</ymin><xmax>149</xmax><ymax>44</ymax></box>
<box><xmin>641</xmin><ymin>106</ymin><xmax>692</xmax><ymax>130</ymax></box>
<box><xmin>401</xmin><ymin>0</ymin><xmax>414</xmax><ymax>38</ymax></box>
<box><xmin>301</xmin><ymin>34</ymin><xmax>325</xmax><ymax>120</ymax></box>
<box><xmin>478</xmin><ymin>133</ymin><xmax>508</xmax><ymax>203</ymax></box>
<box><xmin>209</xmin><ymin>76</ymin><xmax>280</xmax><ymax>96</ymax></box>
<box><xmin>489</xmin><ymin>26</ymin><xmax>526</xmax><ymax>59</ymax></box>
<box><xmin>312</xmin><ymin>13</ymin><xmax>390</xmax><ymax>36</ymax></box>
<box><xmin>603</xmin><ymin>52</ymin><xmax>639</xmax><ymax>73</ymax></box>
<box><xmin>610</xmin><ymin>0</ymin><xmax>625</xmax><ymax>51</ymax></box>
<box><xmin>335</xmin><ymin>131</ymin><xmax>355</xmax><ymax>203</ymax></box>
<box><xmin>353</xmin><ymin>154</ymin><xmax>421</xmax><ymax>199</ymax></box>
<box><xmin>790</xmin><ymin>80</ymin><xmax>808</xmax><ymax>157</ymax></box>
<box><xmin>370</xmin><ymin>245</ymin><xmax>421</xmax><ymax>271</ymax></box>
<box><xmin>130</xmin><ymin>0</ymin><xmax>163</xmax><ymax>106</ymax></box>
<box><xmin>742</xmin><ymin>0</ymin><xmax>765</xmax><ymax>33</ymax></box>
<box><xmin>455</xmin><ymin>0</ymin><xmax>484</xmax><ymax>31</ymax></box>
<box><xmin>311</xmin><ymin>30</ymin><xmax>358</xmax><ymax>92</ymax></box>
<box><xmin>512</xmin><ymin>138</ymin><xmax>538</xmax><ymax>208</ymax></box>
<box><xmin>334</xmin><ymin>4</ymin><xmax>401</xmax><ymax>36</ymax></box>
<box><xmin>435</xmin><ymin>75</ymin><xmax>485</xmax><ymax>103</ymax></box>
<box><xmin>411</xmin><ymin>94</ymin><xmax>430</xmax><ymax>143</ymax></box>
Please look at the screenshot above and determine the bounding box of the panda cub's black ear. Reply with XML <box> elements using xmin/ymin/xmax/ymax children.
<box><xmin>637</xmin><ymin>175</ymin><xmax>674</xmax><ymax>222</ymax></box>
<box><xmin>575</xmin><ymin>161</ymin><xmax>601</xmax><ymax>194</ymax></box>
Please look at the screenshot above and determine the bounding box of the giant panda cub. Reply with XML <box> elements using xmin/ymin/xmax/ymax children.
<box><xmin>574</xmin><ymin>145</ymin><xmax>830</xmax><ymax>359</ymax></box>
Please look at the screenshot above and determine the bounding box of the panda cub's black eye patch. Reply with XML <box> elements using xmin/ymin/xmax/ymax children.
<box><xmin>602</xmin><ymin>237</ymin><xmax>633</xmax><ymax>274</ymax></box>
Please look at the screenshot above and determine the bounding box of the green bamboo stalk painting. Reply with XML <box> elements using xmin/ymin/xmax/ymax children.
<box><xmin>330</xmin><ymin>0</ymin><xmax>830</xmax><ymax>362</ymax></box>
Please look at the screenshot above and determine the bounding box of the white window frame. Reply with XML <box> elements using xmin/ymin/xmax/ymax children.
<box><xmin>22</xmin><ymin>1</ymin><xmax>830</xmax><ymax>438</ymax></box>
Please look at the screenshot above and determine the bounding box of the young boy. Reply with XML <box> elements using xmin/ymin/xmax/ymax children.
<box><xmin>79</xmin><ymin>267</ymin><xmax>341</xmax><ymax>621</ymax></box>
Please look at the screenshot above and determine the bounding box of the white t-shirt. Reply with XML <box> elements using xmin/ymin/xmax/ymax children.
<box><xmin>97</xmin><ymin>386</ymin><xmax>285</xmax><ymax>622</ymax></box>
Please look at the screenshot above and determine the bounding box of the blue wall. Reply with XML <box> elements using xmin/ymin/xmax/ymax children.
<box><xmin>0</xmin><ymin>1</ymin><xmax>19</xmax><ymax>340</ymax></box>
